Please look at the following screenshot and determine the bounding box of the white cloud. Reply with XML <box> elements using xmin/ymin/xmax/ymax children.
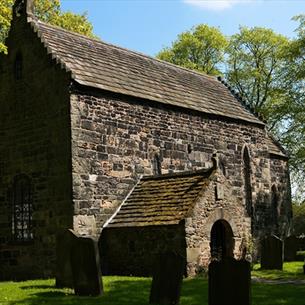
<box><xmin>183</xmin><ymin>0</ymin><xmax>252</xmax><ymax>11</ymax></box>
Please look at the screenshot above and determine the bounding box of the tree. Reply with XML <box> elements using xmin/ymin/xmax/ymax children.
<box><xmin>0</xmin><ymin>0</ymin><xmax>95</xmax><ymax>54</ymax></box>
<box><xmin>292</xmin><ymin>202</ymin><xmax>305</xmax><ymax>236</ymax></box>
<box><xmin>157</xmin><ymin>21</ymin><xmax>305</xmax><ymax>201</ymax></box>
<box><xmin>156</xmin><ymin>24</ymin><xmax>228</xmax><ymax>75</ymax></box>
<box><xmin>0</xmin><ymin>0</ymin><xmax>13</xmax><ymax>53</ymax></box>
<box><xmin>225</xmin><ymin>26</ymin><xmax>290</xmax><ymax>122</ymax></box>
<box><xmin>275</xmin><ymin>15</ymin><xmax>305</xmax><ymax>200</ymax></box>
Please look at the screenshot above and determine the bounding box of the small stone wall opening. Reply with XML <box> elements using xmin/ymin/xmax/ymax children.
<box><xmin>210</xmin><ymin>219</ymin><xmax>234</xmax><ymax>261</ymax></box>
<box><xmin>14</xmin><ymin>52</ymin><xmax>23</xmax><ymax>80</ymax></box>
<box><xmin>271</xmin><ymin>185</ymin><xmax>279</xmax><ymax>227</ymax></box>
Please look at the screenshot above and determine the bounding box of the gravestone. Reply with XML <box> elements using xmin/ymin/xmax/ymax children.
<box><xmin>284</xmin><ymin>236</ymin><xmax>299</xmax><ymax>262</ymax></box>
<box><xmin>55</xmin><ymin>230</ymin><xmax>74</xmax><ymax>288</ymax></box>
<box><xmin>149</xmin><ymin>252</ymin><xmax>185</xmax><ymax>305</ymax></box>
<box><xmin>208</xmin><ymin>257</ymin><xmax>251</xmax><ymax>305</ymax></box>
<box><xmin>70</xmin><ymin>231</ymin><xmax>103</xmax><ymax>296</ymax></box>
<box><xmin>261</xmin><ymin>235</ymin><xmax>283</xmax><ymax>270</ymax></box>
<box><xmin>56</xmin><ymin>229</ymin><xmax>103</xmax><ymax>296</ymax></box>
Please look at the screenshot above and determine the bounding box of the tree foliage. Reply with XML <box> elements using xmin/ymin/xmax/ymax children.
<box><xmin>277</xmin><ymin>15</ymin><xmax>305</xmax><ymax>198</ymax></box>
<box><xmin>157</xmin><ymin>24</ymin><xmax>228</xmax><ymax>75</ymax></box>
<box><xmin>0</xmin><ymin>0</ymin><xmax>95</xmax><ymax>54</ymax></box>
<box><xmin>226</xmin><ymin>27</ymin><xmax>289</xmax><ymax>121</ymax></box>
<box><xmin>157</xmin><ymin>20</ymin><xmax>305</xmax><ymax>201</ymax></box>
<box><xmin>292</xmin><ymin>203</ymin><xmax>305</xmax><ymax>236</ymax></box>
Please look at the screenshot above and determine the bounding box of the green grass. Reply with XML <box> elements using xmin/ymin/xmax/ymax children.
<box><xmin>252</xmin><ymin>261</ymin><xmax>305</xmax><ymax>280</ymax></box>
<box><xmin>1</xmin><ymin>263</ymin><xmax>305</xmax><ymax>305</ymax></box>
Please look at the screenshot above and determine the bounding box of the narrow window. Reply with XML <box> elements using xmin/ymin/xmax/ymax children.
<box><xmin>187</xmin><ymin>144</ymin><xmax>193</xmax><ymax>154</ymax></box>
<box><xmin>11</xmin><ymin>175</ymin><xmax>33</xmax><ymax>241</ymax></box>
<box><xmin>271</xmin><ymin>185</ymin><xmax>279</xmax><ymax>226</ymax></box>
<box><xmin>243</xmin><ymin>147</ymin><xmax>252</xmax><ymax>217</ymax></box>
<box><xmin>153</xmin><ymin>154</ymin><xmax>162</xmax><ymax>175</ymax></box>
<box><xmin>219</xmin><ymin>160</ymin><xmax>226</xmax><ymax>176</ymax></box>
<box><xmin>14</xmin><ymin>52</ymin><xmax>23</xmax><ymax>80</ymax></box>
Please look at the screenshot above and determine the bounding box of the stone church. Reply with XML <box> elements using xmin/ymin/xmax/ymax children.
<box><xmin>0</xmin><ymin>0</ymin><xmax>291</xmax><ymax>280</ymax></box>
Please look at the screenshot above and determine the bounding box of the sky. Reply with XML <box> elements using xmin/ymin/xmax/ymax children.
<box><xmin>60</xmin><ymin>0</ymin><xmax>304</xmax><ymax>56</ymax></box>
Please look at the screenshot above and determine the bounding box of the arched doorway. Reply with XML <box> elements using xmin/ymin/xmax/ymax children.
<box><xmin>210</xmin><ymin>220</ymin><xmax>234</xmax><ymax>261</ymax></box>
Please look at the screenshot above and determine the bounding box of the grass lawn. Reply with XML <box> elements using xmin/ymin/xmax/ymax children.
<box><xmin>252</xmin><ymin>261</ymin><xmax>305</xmax><ymax>280</ymax></box>
<box><xmin>0</xmin><ymin>262</ymin><xmax>305</xmax><ymax>305</ymax></box>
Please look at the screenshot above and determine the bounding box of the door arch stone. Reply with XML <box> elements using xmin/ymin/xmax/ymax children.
<box><xmin>210</xmin><ymin>219</ymin><xmax>234</xmax><ymax>261</ymax></box>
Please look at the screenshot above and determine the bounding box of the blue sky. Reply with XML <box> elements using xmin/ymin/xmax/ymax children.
<box><xmin>61</xmin><ymin>0</ymin><xmax>304</xmax><ymax>56</ymax></box>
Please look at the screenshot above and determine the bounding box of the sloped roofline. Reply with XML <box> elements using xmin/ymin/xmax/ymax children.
<box><xmin>23</xmin><ymin>16</ymin><xmax>266</xmax><ymax>127</ymax></box>
<box><xmin>103</xmin><ymin>159</ymin><xmax>217</xmax><ymax>229</ymax></box>
<box><xmin>10</xmin><ymin>9</ymin><xmax>287</xmax><ymax>157</ymax></box>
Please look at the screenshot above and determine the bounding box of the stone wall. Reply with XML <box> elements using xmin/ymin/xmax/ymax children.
<box><xmin>99</xmin><ymin>224</ymin><xmax>186</xmax><ymax>276</ymax></box>
<box><xmin>70</xmin><ymin>87</ymin><xmax>291</xmax><ymax>240</ymax></box>
<box><xmin>0</xmin><ymin>15</ymin><xmax>73</xmax><ymax>280</ymax></box>
<box><xmin>269</xmin><ymin>157</ymin><xmax>292</xmax><ymax>237</ymax></box>
<box><xmin>185</xmin><ymin>170</ymin><xmax>251</xmax><ymax>275</ymax></box>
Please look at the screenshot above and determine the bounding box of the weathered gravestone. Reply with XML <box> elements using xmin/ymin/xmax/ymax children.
<box><xmin>70</xmin><ymin>231</ymin><xmax>103</xmax><ymax>296</ymax></box>
<box><xmin>149</xmin><ymin>252</ymin><xmax>185</xmax><ymax>305</ymax></box>
<box><xmin>55</xmin><ymin>229</ymin><xmax>103</xmax><ymax>296</ymax></box>
<box><xmin>208</xmin><ymin>257</ymin><xmax>251</xmax><ymax>305</ymax></box>
<box><xmin>261</xmin><ymin>235</ymin><xmax>283</xmax><ymax>270</ymax></box>
<box><xmin>55</xmin><ymin>230</ymin><xmax>74</xmax><ymax>288</ymax></box>
<box><xmin>284</xmin><ymin>235</ymin><xmax>299</xmax><ymax>262</ymax></box>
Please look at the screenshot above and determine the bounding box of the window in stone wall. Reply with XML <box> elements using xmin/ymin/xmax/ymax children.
<box><xmin>271</xmin><ymin>185</ymin><xmax>279</xmax><ymax>226</ymax></box>
<box><xmin>219</xmin><ymin>160</ymin><xmax>226</xmax><ymax>176</ymax></box>
<box><xmin>243</xmin><ymin>146</ymin><xmax>253</xmax><ymax>217</ymax></box>
<box><xmin>14</xmin><ymin>52</ymin><xmax>23</xmax><ymax>80</ymax></box>
<box><xmin>11</xmin><ymin>175</ymin><xmax>33</xmax><ymax>241</ymax></box>
<box><xmin>153</xmin><ymin>154</ymin><xmax>162</xmax><ymax>175</ymax></box>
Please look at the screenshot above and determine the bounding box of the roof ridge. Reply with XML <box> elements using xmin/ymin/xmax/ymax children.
<box><xmin>30</xmin><ymin>19</ymin><xmax>218</xmax><ymax>82</ymax></box>
<box><xmin>26</xmin><ymin>17</ymin><xmax>265</xmax><ymax>126</ymax></box>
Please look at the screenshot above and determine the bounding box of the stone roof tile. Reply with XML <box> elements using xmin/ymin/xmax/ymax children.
<box><xmin>29</xmin><ymin>19</ymin><xmax>264</xmax><ymax>126</ymax></box>
<box><xmin>105</xmin><ymin>168</ymin><xmax>214</xmax><ymax>228</ymax></box>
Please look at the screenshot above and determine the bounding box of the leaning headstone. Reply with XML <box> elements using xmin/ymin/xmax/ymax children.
<box><xmin>70</xmin><ymin>231</ymin><xmax>103</xmax><ymax>296</ymax></box>
<box><xmin>261</xmin><ymin>235</ymin><xmax>283</xmax><ymax>270</ymax></box>
<box><xmin>149</xmin><ymin>252</ymin><xmax>185</xmax><ymax>305</ymax></box>
<box><xmin>55</xmin><ymin>230</ymin><xmax>74</xmax><ymax>288</ymax></box>
<box><xmin>208</xmin><ymin>257</ymin><xmax>251</xmax><ymax>305</ymax></box>
<box><xmin>284</xmin><ymin>235</ymin><xmax>299</xmax><ymax>262</ymax></box>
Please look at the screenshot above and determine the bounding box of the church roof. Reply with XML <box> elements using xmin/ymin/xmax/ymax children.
<box><xmin>265</xmin><ymin>135</ymin><xmax>287</xmax><ymax>158</ymax></box>
<box><xmin>104</xmin><ymin>168</ymin><xmax>214</xmax><ymax>228</ymax></box>
<box><xmin>28</xmin><ymin>19</ymin><xmax>264</xmax><ymax>126</ymax></box>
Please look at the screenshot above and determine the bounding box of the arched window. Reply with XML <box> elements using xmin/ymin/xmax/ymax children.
<box><xmin>243</xmin><ymin>146</ymin><xmax>252</xmax><ymax>217</ymax></box>
<box><xmin>11</xmin><ymin>175</ymin><xmax>33</xmax><ymax>241</ymax></box>
<box><xmin>153</xmin><ymin>154</ymin><xmax>161</xmax><ymax>176</ymax></box>
<box><xmin>14</xmin><ymin>52</ymin><xmax>23</xmax><ymax>80</ymax></box>
<box><xmin>271</xmin><ymin>185</ymin><xmax>279</xmax><ymax>226</ymax></box>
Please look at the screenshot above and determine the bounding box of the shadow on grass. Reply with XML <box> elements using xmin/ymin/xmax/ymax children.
<box><xmin>6</xmin><ymin>277</ymin><xmax>152</xmax><ymax>305</ymax></box>
<box><xmin>180</xmin><ymin>277</ymin><xmax>208</xmax><ymax>305</ymax></box>
<box><xmin>4</xmin><ymin>276</ymin><xmax>305</xmax><ymax>305</ymax></box>
<box><xmin>20</xmin><ymin>285</ymin><xmax>56</xmax><ymax>290</ymax></box>
<box><xmin>4</xmin><ymin>277</ymin><xmax>207</xmax><ymax>305</ymax></box>
<box><xmin>252</xmin><ymin>262</ymin><xmax>305</xmax><ymax>280</ymax></box>
<box><xmin>252</xmin><ymin>282</ymin><xmax>305</xmax><ymax>305</ymax></box>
